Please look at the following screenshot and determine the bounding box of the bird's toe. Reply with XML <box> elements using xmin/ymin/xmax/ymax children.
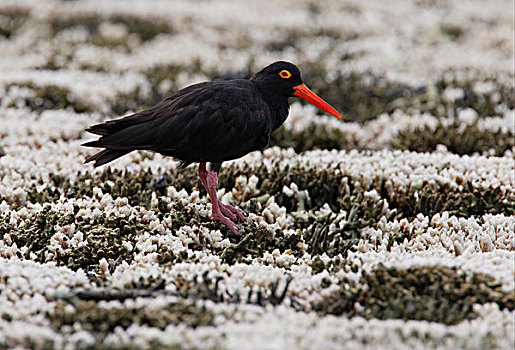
<box><xmin>220</xmin><ymin>203</ymin><xmax>246</xmax><ymax>222</ymax></box>
<box><xmin>212</xmin><ymin>212</ymin><xmax>240</xmax><ymax>234</ymax></box>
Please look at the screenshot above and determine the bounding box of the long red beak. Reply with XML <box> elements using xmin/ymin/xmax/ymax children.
<box><xmin>293</xmin><ymin>83</ymin><xmax>343</xmax><ymax>119</ymax></box>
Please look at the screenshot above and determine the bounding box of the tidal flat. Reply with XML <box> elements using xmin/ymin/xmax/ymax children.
<box><xmin>0</xmin><ymin>0</ymin><xmax>513</xmax><ymax>349</ymax></box>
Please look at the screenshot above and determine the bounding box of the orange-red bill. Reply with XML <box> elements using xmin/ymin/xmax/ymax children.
<box><xmin>293</xmin><ymin>83</ymin><xmax>343</xmax><ymax>119</ymax></box>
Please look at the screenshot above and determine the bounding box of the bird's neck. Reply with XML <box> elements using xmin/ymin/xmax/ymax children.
<box><xmin>252</xmin><ymin>81</ymin><xmax>290</xmax><ymax>130</ymax></box>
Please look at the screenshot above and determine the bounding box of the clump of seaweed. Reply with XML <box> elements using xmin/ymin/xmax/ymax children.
<box><xmin>1</xmin><ymin>205</ymin><xmax>143</xmax><ymax>274</ymax></box>
<box><xmin>305</xmin><ymin>68</ymin><xmax>419</xmax><ymax>123</ymax></box>
<box><xmin>393</xmin><ymin>120</ymin><xmax>514</xmax><ymax>156</ymax></box>
<box><xmin>55</xmin><ymin>270</ymin><xmax>292</xmax><ymax>309</ymax></box>
<box><xmin>382</xmin><ymin>179</ymin><xmax>515</xmax><ymax>219</ymax></box>
<box><xmin>49</xmin><ymin>14</ymin><xmax>174</xmax><ymax>43</ymax></box>
<box><xmin>314</xmin><ymin>265</ymin><xmax>514</xmax><ymax>325</ymax></box>
<box><xmin>49</xmin><ymin>298</ymin><xmax>214</xmax><ymax>330</ymax></box>
<box><xmin>220</xmin><ymin>224</ymin><xmax>303</xmax><ymax>264</ymax></box>
<box><xmin>46</xmin><ymin>298</ymin><xmax>213</xmax><ymax>348</ymax></box>
<box><xmin>294</xmin><ymin>63</ymin><xmax>513</xmax><ymax>123</ymax></box>
<box><xmin>298</xmin><ymin>189</ymin><xmax>390</xmax><ymax>257</ymax></box>
<box><xmin>6</xmin><ymin>83</ymin><xmax>90</xmax><ymax>113</ymax></box>
<box><xmin>173</xmin><ymin>271</ymin><xmax>292</xmax><ymax>306</ymax></box>
<box><xmin>270</xmin><ymin>121</ymin><xmax>351</xmax><ymax>153</ymax></box>
<box><xmin>222</xmin><ymin>162</ymin><xmax>515</xmax><ymax>219</ymax></box>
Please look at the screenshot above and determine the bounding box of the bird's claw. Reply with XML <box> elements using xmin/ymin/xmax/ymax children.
<box><xmin>219</xmin><ymin>203</ymin><xmax>246</xmax><ymax>222</ymax></box>
<box><xmin>212</xmin><ymin>212</ymin><xmax>240</xmax><ymax>234</ymax></box>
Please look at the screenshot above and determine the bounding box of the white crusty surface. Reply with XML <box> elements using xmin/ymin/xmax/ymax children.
<box><xmin>0</xmin><ymin>0</ymin><xmax>514</xmax><ymax>349</ymax></box>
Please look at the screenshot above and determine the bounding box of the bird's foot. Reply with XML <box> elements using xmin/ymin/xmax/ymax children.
<box><xmin>219</xmin><ymin>203</ymin><xmax>246</xmax><ymax>222</ymax></box>
<box><xmin>212</xmin><ymin>211</ymin><xmax>240</xmax><ymax>234</ymax></box>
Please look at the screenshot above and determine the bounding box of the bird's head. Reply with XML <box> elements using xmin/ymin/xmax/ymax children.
<box><xmin>251</xmin><ymin>61</ymin><xmax>343</xmax><ymax>119</ymax></box>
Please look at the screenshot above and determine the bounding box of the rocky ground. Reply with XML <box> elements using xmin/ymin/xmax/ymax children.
<box><xmin>0</xmin><ymin>0</ymin><xmax>513</xmax><ymax>349</ymax></box>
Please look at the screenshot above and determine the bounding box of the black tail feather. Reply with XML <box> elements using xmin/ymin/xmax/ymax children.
<box><xmin>85</xmin><ymin>125</ymin><xmax>111</xmax><ymax>136</ymax></box>
<box><xmin>83</xmin><ymin>113</ymin><xmax>148</xmax><ymax>166</ymax></box>
<box><xmin>82</xmin><ymin>140</ymin><xmax>103</xmax><ymax>148</ymax></box>
<box><xmin>85</xmin><ymin>149</ymin><xmax>131</xmax><ymax>167</ymax></box>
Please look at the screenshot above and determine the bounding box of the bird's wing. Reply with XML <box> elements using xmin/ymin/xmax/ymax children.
<box><xmin>85</xmin><ymin>81</ymin><xmax>271</xmax><ymax>163</ymax></box>
<box><xmin>154</xmin><ymin>82</ymin><xmax>271</xmax><ymax>163</ymax></box>
<box><xmin>84</xmin><ymin>82</ymin><xmax>211</xmax><ymax>139</ymax></box>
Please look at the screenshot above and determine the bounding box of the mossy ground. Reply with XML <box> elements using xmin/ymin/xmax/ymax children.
<box><xmin>1</xmin><ymin>206</ymin><xmax>142</xmax><ymax>275</ymax></box>
<box><xmin>49</xmin><ymin>13</ymin><xmax>174</xmax><ymax>44</ymax></box>
<box><xmin>393</xmin><ymin>120</ymin><xmax>514</xmax><ymax>156</ymax></box>
<box><xmin>36</xmin><ymin>265</ymin><xmax>514</xmax><ymax>339</ymax></box>
<box><xmin>314</xmin><ymin>265</ymin><xmax>514</xmax><ymax>325</ymax></box>
<box><xmin>3</xmin><ymin>159</ymin><xmax>512</xmax><ymax>274</ymax></box>
<box><xmin>6</xmin><ymin>83</ymin><xmax>90</xmax><ymax>113</ymax></box>
<box><xmin>1</xmin><ymin>3</ymin><xmax>513</xmax><ymax>348</ymax></box>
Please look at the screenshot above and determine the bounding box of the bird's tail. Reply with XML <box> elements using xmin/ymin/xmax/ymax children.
<box><xmin>84</xmin><ymin>148</ymin><xmax>131</xmax><ymax>167</ymax></box>
<box><xmin>83</xmin><ymin>110</ymin><xmax>154</xmax><ymax>167</ymax></box>
<box><xmin>83</xmin><ymin>106</ymin><xmax>161</xmax><ymax>167</ymax></box>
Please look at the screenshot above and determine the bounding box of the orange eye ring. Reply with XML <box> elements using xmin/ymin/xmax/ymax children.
<box><xmin>279</xmin><ymin>70</ymin><xmax>291</xmax><ymax>79</ymax></box>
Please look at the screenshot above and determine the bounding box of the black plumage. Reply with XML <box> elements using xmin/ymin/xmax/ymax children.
<box><xmin>83</xmin><ymin>61</ymin><xmax>342</xmax><ymax>233</ymax></box>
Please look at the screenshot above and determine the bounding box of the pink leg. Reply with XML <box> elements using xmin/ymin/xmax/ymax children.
<box><xmin>207</xmin><ymin>164</ymin><xmax>245</xmax><ymax>222</ymax></box>
<box><xmin>204</xmin><ymin>163</ymin><xmax>240</xmax><ymax>234</ymax></box>
<box><xmin>199</xmin><ymin>162</ymin><xmax>246</xmax><ymax>223</ymax></box>
<box><xmin>198</xmin><ymin>162</ymin><xmax>208</xmax><ymax>189</ymax></box>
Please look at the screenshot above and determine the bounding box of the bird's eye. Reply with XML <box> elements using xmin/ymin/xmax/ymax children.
<box><xmin>279</xmin><ymin>70</ymin><xmax>291</xmax><ymax>79</ymax></box>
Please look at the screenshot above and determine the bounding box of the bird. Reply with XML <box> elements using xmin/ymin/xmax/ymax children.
<box><xmin>83</xmin><ymin>61</ymin><xmax>342</xmax><ymax>234</ymax></box>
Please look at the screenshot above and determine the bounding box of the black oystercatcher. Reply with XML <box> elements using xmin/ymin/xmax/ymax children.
<box><xmin>83</xmin><ymin>61</ymin><xmax>342</xmax><ymax>233</ymax></box>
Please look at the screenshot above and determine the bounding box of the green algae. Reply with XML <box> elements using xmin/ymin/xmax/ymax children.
<box><xmin>1</xmin><ymin>205</ymin><xmax>142</xmax><ymax>275</ymax></box>
<box><xmin>49</xmin><ymin>14</ymin><xmax>174</xmax><ymax>43</ymax></box>
<box><xmin>269</xmin><ymin>122</ymin><xmax>352</xmax><ymax>153</ymax></box>
<box><xmin>298</xmin><ymin>66</ymin><xmax>513</xmax><ymax>123</ymax></box>
<box><xmin>16</xmin><ymin>160</ymin><xmax>515</xmax><ymax>226</ymax></box>
<box><xmin>45</xmin><ymin>298</ymin><xmax>212</xmax><ymax>349</ymax></box>
<box><xmin>220</xmin><ymin>225</ymin><xmax>303</xmax><ymax>264</ymax></box>
<box><xmin>220</xmin><ymin>162</ymin><xmax>515</xmax><ymax>219</ymax></box>
<box><xmin>393</xmin><ymin>120</ymin><xmax>514</xmax><ymax>156</ymax></box>
<box><xmin>384</xmin><ymin>180</ymin><xmax>515</xmax><ymax>219</ymax></box>
<box><xmin>6</xmin><ymin>83</ymin><xmax>90</xmax><ymax>113</ymax></box>
<box><xmin>269</xmin><ymin>115</ymin><xmax>514</xmax><ymax>156</ymax></box>
<box><xmin>313</xmin><ymin>265</ymin><xmax>515</xmax><ymax>325</ymax></box>
<box><xmin>49</xmin><ymin>298</ymin><xmax>214</xmax><ymax>330</ymax></box>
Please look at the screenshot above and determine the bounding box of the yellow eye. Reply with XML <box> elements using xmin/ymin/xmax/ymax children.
<box><xmin>279</xmin><ymin>70</ymin><xmax>291</xmax><ymax>79</ymax></box>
